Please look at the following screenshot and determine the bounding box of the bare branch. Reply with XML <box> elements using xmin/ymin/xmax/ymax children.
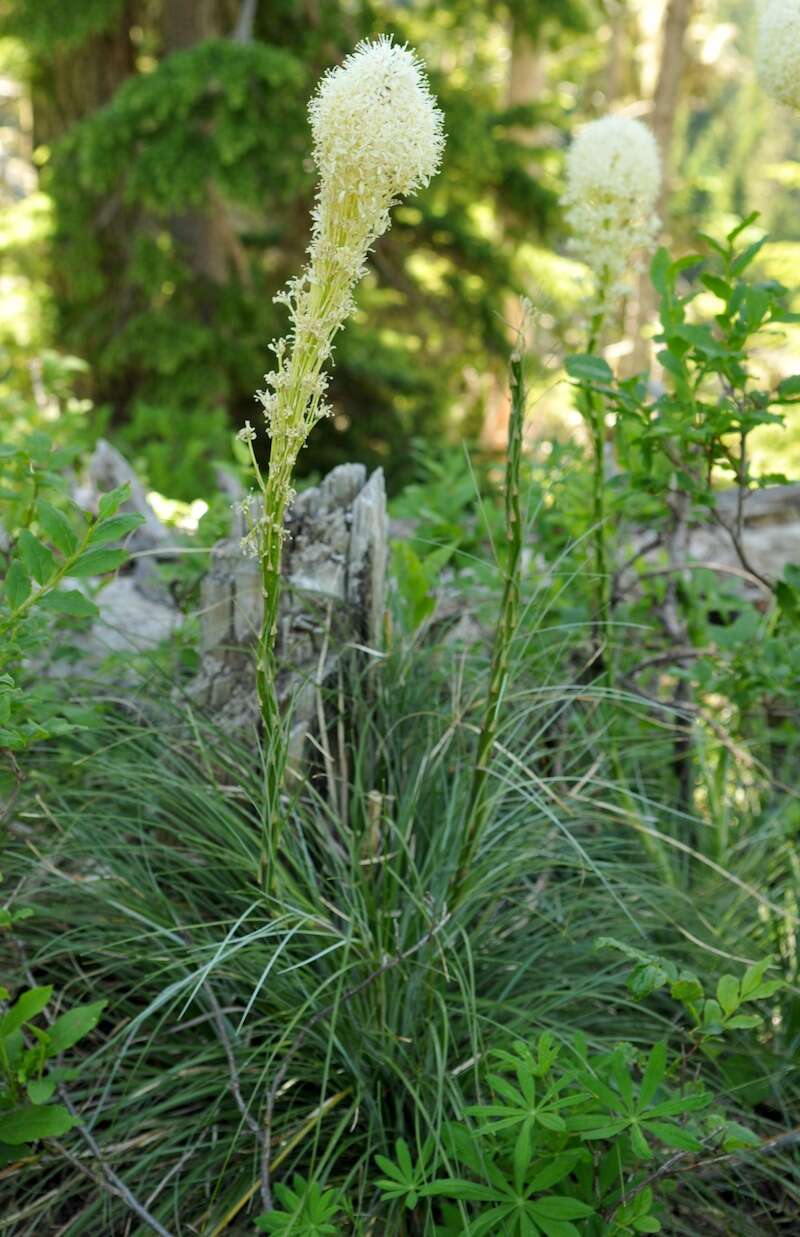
<box><xmin>232</xmin><ymin>0</ymin><xmax>258</xmax><ymax>43</ymax></box>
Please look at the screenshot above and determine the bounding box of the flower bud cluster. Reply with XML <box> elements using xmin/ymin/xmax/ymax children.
<box><xmin>562</xmin><ymin>115</ymin><xmax>661</xmax><ymax>311</ymax></box>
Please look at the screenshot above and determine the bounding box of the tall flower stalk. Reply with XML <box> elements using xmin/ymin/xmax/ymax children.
<box><xmin>562</xmin><ymin>115</ymin><xmax>661</xmax><ymax>668</ymax></box>
<box><xmin>240</xmin><ymin>38</ymin><xmax>444</xmax><ymax>877</ymax></box>
<box><xmin>451</xmin><ymin>308</ymin><xmax>529</xmax><ymax>908</ymax></box>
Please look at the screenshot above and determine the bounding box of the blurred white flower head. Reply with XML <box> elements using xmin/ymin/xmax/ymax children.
<box><xmin>756</xmin><ymin>0</ymin><xmax>800</xmax><ymax>110</ymax></box>
<box><xmin>562</xmin><ymin>115</ymin><xmax>661</xmax><ymax>311</ymax></box>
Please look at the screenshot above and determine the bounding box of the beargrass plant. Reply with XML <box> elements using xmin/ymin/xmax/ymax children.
<box><xmin>234</xmin><ymin>37</ymin><xmax>444</xmax><ymax>878</ymax></box>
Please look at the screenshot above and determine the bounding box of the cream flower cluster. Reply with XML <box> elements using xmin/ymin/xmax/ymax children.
<box><xmin>756</xmin><ymin>0</ymin><xmax>800</xmax><ymax>110</ymax></box>
<box><xmin>562</xmin><ymin>115</ymin><xmax>661</xmax><ymax>311</ymax></box>
<box><xmin>254</xmin><ymin>37</ymin><xmax>445</xmax><ymax>455</ymax></box>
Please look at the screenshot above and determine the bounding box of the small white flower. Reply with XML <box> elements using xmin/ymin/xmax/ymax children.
<box><xmin>237</xmin><ymin>420</ymin><xmax>257</xmax><ymax>443</ymax></box>
<box><xmin>756</xmin><ymin>0</ymin><xmax>800</xmax><ymax>110</ymax></box>
<box><xmin>562</xmin><ymin>115</ymin><xmax>661</xmax><ymax>310</ymax></box>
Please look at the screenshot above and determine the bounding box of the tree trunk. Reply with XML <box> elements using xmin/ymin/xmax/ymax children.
<box><xmin>30</xmin><ymin>3</ymin><xmax>139</xmax><ymax>148</ymax></box>
<box><xmin>161</xmin><ymin>0</ymin><xmax>242</xmax><ymax>297</ymax></box>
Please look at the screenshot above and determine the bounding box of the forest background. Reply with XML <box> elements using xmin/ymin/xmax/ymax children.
<box><xmin>2</xmin><ymin>0</ymin><xmax>799</xmax><ymax>499</ymax></box>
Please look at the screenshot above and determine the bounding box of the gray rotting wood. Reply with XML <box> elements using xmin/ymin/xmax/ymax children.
<box><xmin>188</xmin><ymin>463</ymin><xmax>388</xmax><ymax>764</ymax></box>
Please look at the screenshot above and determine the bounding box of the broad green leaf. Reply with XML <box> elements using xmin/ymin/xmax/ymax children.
<box><xmin>38</xmin><ymin>590</ymin><xmax>99</xmax><ymax>620</ymax></box>
<box><xmin>66</xmin><ymin>548</ymin><xmax>127</xmax><ymax>578</ymax></box>
<box><xmin>716</xmin><ymin>975</ymin><xmax>739</xmax><ymax>1016</ymax></box>
<box><xmin>48</xmin><ymin>1000</ymin><xmax>106</xmax><ymax>1054</ymax></box>
<box><xmin>5</xmin><ymin>561</ymin><xmax>31</xmax><ymax>612</ymax></box>
<box><xmin>565</xmin><ymin>354</ymin><xmax>613</xmax><ymax>385</ymax></box>
<box><xmin>0</xmin><ymin>986</ymin><xmax>53</xmax><ymax>1038</ymax></box>
<box><xmin>745</xmin><ymin>980</ymin><xmax>784</xmax><ymax>1001</ymax></box>
<box><xmin>671</xmin><ymin>972</ymin><xmax>703</xmax><ymax>1004</ymax></box>
<box><xmin>88</xmin><ymin>513</ymin><xmax>145</xmax><ymax>546</ymax></box>
<box><xmin>633</xmin><ymin>1217</ymin><xmax>662</xmax><ymax>1233</ymax></box>
<box><xmin>0</xmin><ymin>1103</ymin><xmax>74</xmax><ymax>1144</ymax></box>
<box><xmin>26</xmin><ymin>1078</ymin><xmax>57</xmax><ymax>1104</ymax></box>
<box><xmin>777</xmin><ymin>375</ymin><xmax>800</xmax><ymax>401</ymax></box>
<box><xmin>37</xmin><ymin>500</ymin><xmax>78</xmax><ymax>555</ymax></box>
<box><xmin>18</xmin><ymin>530</ymin><xmax>56</xmax><ymax>586</ymax></box>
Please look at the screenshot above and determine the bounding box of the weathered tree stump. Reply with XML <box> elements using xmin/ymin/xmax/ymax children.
<box><xmin>188</xmin><ymin>463</ymin><xmax>388</xmax><ymax>764</ymax></box>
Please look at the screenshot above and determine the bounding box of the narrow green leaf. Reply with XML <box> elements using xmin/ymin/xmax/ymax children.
<box><xmin>639</xmin><ymin>1042</ymin><xmax>666</xmax><ymax>1109</ymax></box>
<box><xmin>0</xmin><ymin>987</ymin><xmax>53</xmax><ymax>1038</ymax></box>
<box><xmin>97</xmin><ymin>482</ymin><xmax>132</xmax><ymax>520</ymax></box>
<box><xmin>644</xmin><ymin>1121</ymin><xmax>702</xmax><ymax>1152</ymax></box>
<box><xmin>38</xmin><ymin>590</ymin><xmax>99</xmax><ymax>620</ymax></box>
<box><xmin>630</xmin><ymin>1124</ymin><xmax>653</xmax><ymax>1160</ymax></box>
<box><xmin>48</xmin><ymin>1000</ymin><xmax>106</xmax><ymax>1054</ymax></box>
<box><xmin>88</xmin><ymin>513</ymin><xmax>145</xmax><ymax>546</ymax></box>
<box><xmin>66</xmin><ymin>548</ymin><xmax>127</xmax><ymax>579</ymax></box>
<box><xmin>530</xmin><ymin>1196</ymin><xmax>594</xmax><ymax>1220</ymax></box>
<box><xmin>731</xmin><ymin>237</ymin><xmax>766</xmax><ymax>276</ymax></box>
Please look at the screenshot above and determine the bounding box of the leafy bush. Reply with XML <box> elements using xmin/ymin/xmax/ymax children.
<box><xmin>0</xmin><ymin>984</ymin><xmax>105</xmax><ymax>1166</ymax></box>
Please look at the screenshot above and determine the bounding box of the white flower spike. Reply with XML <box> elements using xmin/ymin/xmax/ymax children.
<box><xmin>756</xmin><ymin>0</ymin><xmax>800</xmax><ymax>111</ymax></box>
<box><xmin>256</xmin><ymin>37</ymin><xmax>445</xmax><ymax>466</ymax></box>
<box><xmin>562</xmin><ymin>115</ymin><xmax>661</xmax><ymax>311</ymax></box>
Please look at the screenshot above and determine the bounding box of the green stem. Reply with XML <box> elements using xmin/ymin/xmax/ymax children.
<box><xmin>451</xmin><ymin>344</ymin><xmax>525</xmax><ymax>907</ymax></box>
<box><xmin>585</xmin><ymin>304</ymin><xmax>611</xmax><ymax>678</ymax></box>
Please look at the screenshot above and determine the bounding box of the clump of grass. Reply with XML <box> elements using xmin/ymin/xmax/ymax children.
<box><xmin>4</xmin><ymin>603</ymin><xmax>797</xmax><ymax>1233</ymax></box>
